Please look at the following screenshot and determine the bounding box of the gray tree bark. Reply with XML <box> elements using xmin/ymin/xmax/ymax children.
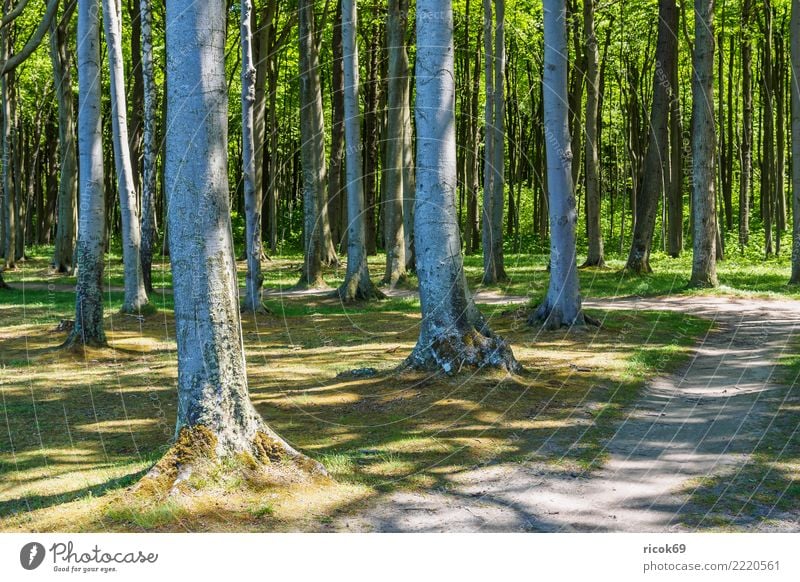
<box><xmin>688</xmin><ymin>0</ymin><xmax>718</xmax><ymax>288</ymax></box>
<box><xmin>740</xmin><ymin>0</ymin><xmax>752</xmax><ymax>249</ymax></box>
<box><xmin>408</xmin><ymin>0</ymin><xmax>518</xmax><ymax>374</ymax></box>
<box><xmin>481</xmin><ymin>0</ymin><xmax>508</xmax><ymax>285</ymax></box>
<box><xmin>338</xmin><ymin>0</ymin><xmax>383</xmax><ymax>301</ymax></box>
<box><xmin>790</xmin><ymin>0</ymin><xmax>800</xmax><ymax>283</ymax></box>
<box><xmin>64</xmin><ymin>0</ymin><xmax>107</xmax><ymax>349</ymax></box>
<box><xmin>582</xmin><ymin>0</ymin><xmax>604</xmax><ymax>267</ymax></box>
<box><xmin>139</xmin><ymin>0</ymin><xmax>157</xmax><ymax>294</ymax></box>
<box><xmin>297</xmin><ymin>0</ymin><xmax>328</xmax><ymax>288</ymax></box>
<box><xmin>382</xmin><ymin>0</ymin><xmax>409</xmax><ymax>288</ymax></box>
<box><xmin>50</xmin><ymin>7</ymin><xmax>78</xmax><ymax>274</ymax></box>
<box><xmin>625</xmin><ymin>0</ymin><xmax>677</xmax><ymax>274</ymax></box>
<box><xmin>160</xmin><ymin>0</ymin><xmax>324</xmax><ymax>475</ymax></box>
<box><xmin>530</xmin><ymin>0</ymin><xmax>593</xmax><ymax>330</ymax></box>
<box><xmin>241</xmin><ymin>0</ymin><xmax>265</xmax><ymax>312</ymax></box>
<box><xmin>102</xmin><ymin>0</ymin><xmax>148</xmax><ymax>312</ymax></box>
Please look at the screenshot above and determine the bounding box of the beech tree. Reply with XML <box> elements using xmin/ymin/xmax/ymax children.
<box><xmin>156</xmin><ymin>0</ymin><xmax>324</xmax><ymax>476</ymax></box>
<box><xmin>338</xmin><ymin>0</ymin><xmax>383</xmax><ymax>301</ymax></box>
<box><xmin>102</xmin><ymin>0</ymin><xmax>148</xmax><ymax>313</ymax></box>
<box><xmin>382</xmin><ymin>0</ymin><xmax>409</xmax><ymax>288</ymax></box>
<box><xmin>582</xmin><ymin>0</ymin><xmax>604</xmax><ymax>268</ymax></box>
<box><xmin>625</xmin><ymin>0</ymin><xmax>678</xmax><ymax>274</ymax></box>
<box><xmin>688</xmin><ymin>0</ymin><xmax>718</xmax><ymax>288</ymax></box>
<box><xmin>530</xmin><ymin>0</ymin><xmax>592</xmax><ymax>329</ymax></box>
<box><xmin>64</xmin><ymin>0</ymin><xmax>106</xmax><ymax>349</ymax></box>
<box><xmin>139</xmin><ymin>0</ymin><xmax>157</xmax><ymax>294</ymax></box>
<box><xmin>50</xmin><ymin>1</ymin><xmax>78</xmax><ymax>274</ymax></box>
<box><xmin>297</xmin><ymin>0</ymin><xmax>330</xmax><ymax>288</ymax></box>
<box><xmin>481</xmin><ymin>0</ymin><xmax>508</xmax><ymax>285</ymax></box>
<box><xmin>791</xmin><ymin>0</ymin><xmax>800</xmax><ymax>284</ymax></box>
<box><xmin>241</xmin><ymin>0</ymin><xmax>265</xmax><ymax>312</ymax></box>
<box><xmin>408</xmin><ymin>0</ymin><xmax>518</xmax><ymax>373</ymax></box>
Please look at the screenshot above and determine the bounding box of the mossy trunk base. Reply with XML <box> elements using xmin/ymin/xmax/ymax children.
<box><xmin>405</xmin><ymin>330</ymin><xmax>521</xmax><ymax>375</ymax></box>
<box><xmin>135</xmin><ymin>425</ymin><xmax>327</xmax><ymax>498</ymax></box>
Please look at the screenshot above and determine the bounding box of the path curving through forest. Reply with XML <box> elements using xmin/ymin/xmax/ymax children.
<box><xmin>334</xmin><ymin>296</ymin><xmax>800</xmax><ymax>532</ymax></box>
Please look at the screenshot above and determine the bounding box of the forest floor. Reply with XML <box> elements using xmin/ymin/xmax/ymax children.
<box><xmin>0</xmin><ymin>247</ymin><xmax>798</xmax><ymax>532</ymax></box>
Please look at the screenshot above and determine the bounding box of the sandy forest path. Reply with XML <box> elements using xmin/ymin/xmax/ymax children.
<box><xmin>333</xmin><ymin>296</ymin><xmax>800</xmax><ymax>532</ymax></box>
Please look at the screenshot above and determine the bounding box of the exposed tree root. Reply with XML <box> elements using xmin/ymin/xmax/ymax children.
<box><xmin>337</xmin><ymin>278</ymin><xmax>386</xmax><ymax>302</ymax></box>
<box><xmin>579</xmin><ymin>258</ymin><xmax>607</xmax><ymax>269</ymax></box>
<box><xmin>405</xmin><ymin>329</ymin><xmax>521</xmax><ymax>375</ymax></box>
<box><xmin>134</xmin><ymin>425</ymin><xmax>328</xmax><ymax>499</ymax></box>
<box><xmin>528</xmin><ymin>303</ymin><xmax>601</xmax><ymax>331</ymax></box>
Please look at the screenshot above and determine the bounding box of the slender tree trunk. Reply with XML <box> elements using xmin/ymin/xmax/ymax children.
<box><xmin>65</xmin><ymin>0</ymin><xmax>107</xmax><ymax>349</ymax></box>
<box><xmin>740</xmin><ymin>0</ymin><xmax>752</xmax><ymax>249</ymax></box>
<box><xmin>530</xmin><ymin>0</ymin><xmax>594</xmax><ymax>329</ymax></box>
<box><xmin>408</xmin><ymin>0</ymin><xmax>518</xmax><ymax>373</ymax></box>
<box><xmin>382</xmin><ymin>0</ymin><xmax>409</xmax><ymax>288</ymax></box>
<box><xmin>50</xmin><ymin>9</ymin><xmax>78</xmax><ymax>274</ymax></box>
<box><xmin>297</xmin><ymin>0</ymin><xmax>328</xmax><ymax>287</ymax></box>
<box><xmin>102</xmin><ymin>0</ymin><xmax>148</xmax><ymax>312</ymax></box>
<box><xmin>1</xmin><ymin>9</ymin><xmax>15</xmax><ymax>270</ymax></box>
<box><xmin>667</xmin><ymin>36</ymin><xmax>684</xmax><ymax>258</ymax></box>
<box><xmin>791</xmin><ymin>0</ymin><xmax>800</xmax><ymax>283</ymax></box>
<box><xmin>582</xmin><ymin>0</ymin><xmax>604</xmax><ymax>267</ymax></box>
<box><xmin>482</xmin><ymin>0</ymin><xmax>508</xmax><ymax>285</ymax></box>
<box><xmin>155</xmin><ymin>0</ymin><xmax>324</xmax><ymax>481</ymax></box>
<box><xmin>401</xmin><ymin>22</ymin><xmax>416</xmax><ymax>270</ymax></box>
<box><xmin>139</xmin><ymin>0</ymin><xmax>157</xmax><ymax>293</ymax></box>
<box><xmin>339</xmin><ymin>0</ymin><xmax>384</xmax><ymax>301</ymax></box>
<box><xmin>689</xmin><ymin>0</ymin><xmax>718</xmax><ymax>288</ymax></box>
<box><xmin>625</xmin><ymin>0</ymin><xmax>677</xmax><ymax>274</ymax></box>
<box><xmin>241</xmin><ymin>0</ymin><xmax>265</xmax><ymax>313</ymax></box>
<box><xmin>328</xmin><ymin>0</ymin><xmax>345</xmax><ymax>251</ymax></box>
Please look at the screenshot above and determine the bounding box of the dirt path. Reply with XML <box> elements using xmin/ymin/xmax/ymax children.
<box><xmin>334</xmin><ymin>296</ymin><xmax>800</xmax><ymax>532</ymax></box>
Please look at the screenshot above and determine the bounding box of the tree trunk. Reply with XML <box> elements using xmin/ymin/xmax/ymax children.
<box><xmin>625</xmin><ymin>0</ymin><xmax>677</xmax><ymax>274</ymax></box>
<box><xmin>531</xmin><ymin>0</ymin><xmax>594</xmax><ymax>330</ymax></box>
<box><xmin>328</xmin><ymin>0</ymin><xmax>345</xmax><ymax>251</ymax></box>
<box><xmin>156</xmin><ymin>0</ymin><xmax>324</xmax><ymax>482</ymax></box>
<box><xmin>65</xmin><ymin>0</ymin><xmax>107</xmax><ymax>349</ymax></box>
<box><xmin>482</xmin><ymin>0</ymin><xmax>508</xmax><ymax>285</ymax></box>
<box><xmin>1</xmin><ymin>9</ymin><xmax>15</xmax><ymax>270</ymax></box>
<box><xmin>339</xmin><ymin>0</ymin><xmax>384</xmax><ymax>302</ymax></box>
<box><xmin>408</xmin><ymin>0</ymin><xmax>518</xmax><ymax>374</ymax></box>
<box><xmin>790</xmin><ymin>0</ymin><xmax>800</xmax><ymax>283</ymax></box>
<box><xmin>740</xmin><ymin>0</ymin><xmax>752</xmax><ymax>249</ymax></box>
<box><xmin>667</xmin><ymin>35</ymin><xmax>684</xmax><ymax>258</ymax></box>
<box><xmin>688</xmin><ymin>0</ymin><xmax>718</xmax><ymax>288</ymax></box>
<box><xmin>582</xmin><ymin>0</ymin><xmax>604</xmax><ymax>267</ymax></box>
<box><xmin>241</xmin><ymin>0</ymin><xmax>265</xmax><ymax>313</ymax></box>
<box><xmin>382</xmin><ymin>0</ymin><xmax>409</xmax><ymax>288</ymax></box>
<box><xmin>102</xmin><ymin>0</ymin><xmax>148</xmax><ymax>312</ymax></box>
<box><xmin>50</xmin><ymin>9</ymin><xmax>78</xmax><ymax>274</ymax></box>
<box><xmin>297</xmin><ymin>0</ymin><xmax>328</xmax><ymax>287</ymax></box>
<box><xmin>139</xmin><ymin>0</ymin><xmax>157</xmax><ymax>293</ymax></box>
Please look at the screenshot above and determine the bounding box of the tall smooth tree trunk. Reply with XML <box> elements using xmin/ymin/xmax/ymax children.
<box><xmin>530</xmin><ymin>0</ymin><xmax>594</xmax><ymax>329</ymax></box>
<box><xmin>790</xmin><ymin>0</ymin><xmax>800</xmax><ymax>283</ymax></box>
<box><xmin>156</xmin><ymin>0</ymin><xmax>324</xmax><ymax>479</ymax></box>
<box><xmin>689</xmin><ymin>0</ymin><xmax>718</xmax><ymax>288</ymax></box>
<box><xmin>582</xmin><ymin>0</ymin><xmax>604</xmax><ymax>267</ymax></box>
<box><xmin>241</xmin><ymin>0</ymin><xmax>265</xmax><ymax>313</ymax></box>
<box><xmin>667</xmin><ymin>47</ymin><xmax>684</xmax><ymax>258</ymax></box>
<box><xmin>50</xmin><ymin>9</ymin><xmax>78</xmax><ymax>274</ymax></box>
<box><xmin>339</xmin><ymin>0</ymin><xmax>383</xmax><ymax>301</ymax></box>
<box><xmin>382</xmin><ymin>0</ymin><xmax>409</xmax><ymax>288</ymax></box>
<box><xmin>1</xmin><ymin>7</ymin><xmax>14</xmax><ymax>270</ymax></box>
<box><xmin>481</xmin><ymin>0</ymin><xmax>508</xmax><ymax>285</ymax></box>
<box><xmin>408</xmin><ymin>0</ymin><xmax>518</xmax><ymax>373</ymax></box>
<box><xmin>328</xmin><ymin>0</ymin><xmax>345</xmax><ymax>251</ymax></box>
<box><xmin>740</xmin><ymin>0</ymin><xmax>752</xmax><ymax>249</ymax></box>
<box><xmin>139</xmin><ymin>0</ymin><xmax>157</xmax><ymax>293</ymax></box>
<box><xmin>625</xmin><ymin>0</ymin><xmax>677</xmax><ymax>274</ymax></box>
<box><xmin>297</xmin><ymin>0</ymin><xmax>328</xmax><ymax>288</ymax></box>
<box><xmin>401</xmin><ymin>26</ymin><xmax>416</xmax><ymax>270</ymax></box>
<box><xmin>65</xmin><ymin>0</ymin><xmax>106</xmax><ymax>349</ymax></box>
<box><xmin>102</xmin><ymin>0</ymin><xmax>148</xmax><ymax>312</ymax></box>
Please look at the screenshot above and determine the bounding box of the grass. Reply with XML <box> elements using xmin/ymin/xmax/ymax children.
<box><xmin>0</xmin><ymin>241</ymin><xmax>795</xmax><ymax>532</ymax></box>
